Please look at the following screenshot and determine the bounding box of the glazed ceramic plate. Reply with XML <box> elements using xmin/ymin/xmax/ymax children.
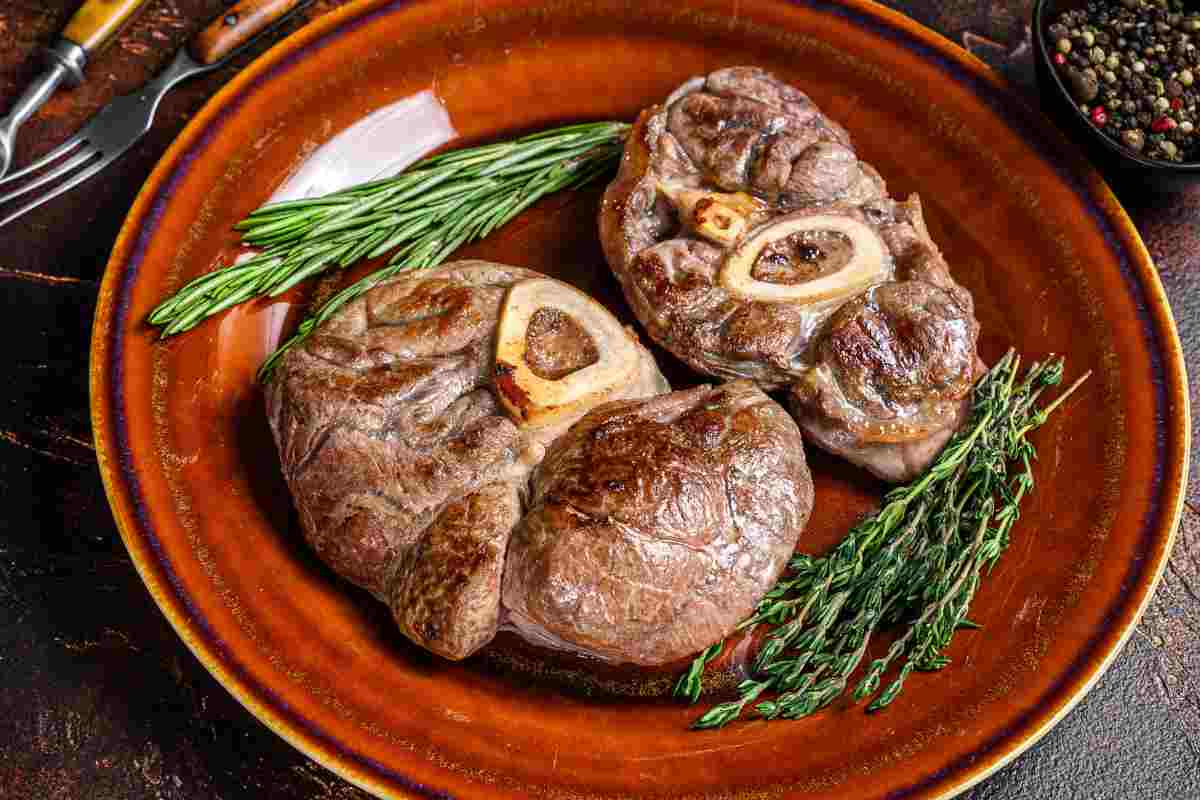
<box><xmin>91</xmin><ymin>1</ymin><xmax>1189</xmax><ymax>798</ymax></box>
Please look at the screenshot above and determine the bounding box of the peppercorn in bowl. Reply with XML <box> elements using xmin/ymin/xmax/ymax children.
<box><xmin>1035</xmin><ymin>0</ymin><xmax>1200</xmax><ymax>188</ymax></box>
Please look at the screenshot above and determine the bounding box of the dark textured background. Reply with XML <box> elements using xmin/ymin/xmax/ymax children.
<box><xmin>0</xmin><ymin>1</ymin><xmax>1195</xmax><ymax>797</ymax></box>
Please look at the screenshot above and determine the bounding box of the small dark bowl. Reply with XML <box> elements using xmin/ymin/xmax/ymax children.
<box><xmin>1033</xmin><ymin>0</ymin><xmax>1200</xmax><ymax>193</ymax></box>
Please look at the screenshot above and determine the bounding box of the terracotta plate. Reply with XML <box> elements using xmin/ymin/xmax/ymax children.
<box><xmin>90</xmin><ymin>1</ymin><xmax>1190</xmax><ymax>798</ymax></box>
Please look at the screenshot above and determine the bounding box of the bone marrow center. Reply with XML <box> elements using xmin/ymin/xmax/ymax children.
<box><xmin>524</xmin><ymin>307</ymin><xmax>601</xmax><ymax>380</ymax></box>
<box><xmin>750</xmin><ymin>229</ymin><xmax>854</xmax><ymax>285</ymax></box>
<box><xmin>721</xmin><ymin>214</ymin><xmax>889</xmax><ymax>304</ymax></box>
<box><xmin>495</xmin><ymin>279</ymin><xmax>638</xmax><ymax>428</ymax></box>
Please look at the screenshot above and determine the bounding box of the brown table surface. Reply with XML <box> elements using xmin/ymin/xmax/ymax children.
<box><xmin>0</xmin><ymin>1</ymin><xmax>1195</xmax><ymax>798</ymax></box>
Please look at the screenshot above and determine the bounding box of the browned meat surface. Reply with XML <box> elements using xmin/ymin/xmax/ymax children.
<box><xmin>502</xmin><ymin>381</ymin><xmax>813</xmax><ymax>665</ymax></box>
<box><xmin>265</xmin><ymin>261</ymin><xmax>668</xmax><ymax>660</ymax></box>
<box><xmin>267</xmin><ymin>260</ymin><xmax>812</xmax><ymax>664</ymax></box>
<box><xmin>789</xmin><ymin>281</ymin><xmax>978</xmax><ymax>482</ymax></box>
<box><xmin>599</xmin><ymin>66</ymin><xmax>981</xmax><ymax>482</ymax></box>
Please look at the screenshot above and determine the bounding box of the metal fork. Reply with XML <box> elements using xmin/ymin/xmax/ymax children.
<box><xmin>0</xmin><ymin>0</ymin><xmax>312</xmax><ymax>230</ymax></box>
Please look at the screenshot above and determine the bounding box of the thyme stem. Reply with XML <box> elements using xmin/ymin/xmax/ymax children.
<box><xmin>677</xmin><ymin>351</ymin><xmax>1088</xmax><ymax>728</ymax></box>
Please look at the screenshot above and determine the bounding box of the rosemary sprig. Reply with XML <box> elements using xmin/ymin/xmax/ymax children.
<box><xmin>677</xmin><ymin>351</ymin><xmax>1090</xmax><ymax>728</ymax></box>
<box><xmin>146</xmin><ymin>121</ymin><xmax>630</xmax><ymax>380</ymax></box>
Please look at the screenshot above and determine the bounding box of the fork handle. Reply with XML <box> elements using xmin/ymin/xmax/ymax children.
<box><xmin>62</xmin><ymin>0</ymin><xmax>152</xmax><ymax>58</ymax></box>
<box><xmin>188</xmin><ymin>0</ymin><xmax>309</xmax><ymax>66</ymax></box>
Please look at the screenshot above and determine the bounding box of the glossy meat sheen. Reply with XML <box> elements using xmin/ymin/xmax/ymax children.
<box><xmin>502</xmin><ymin>381</ymin><xmax>814</xmax><ymax>666</ymax></box>
<box><xmin>600</xmin><ymin>66</ymin><xmax>981</xmax><ymax>481</ymax></box>
<box><xmin>265</xmin><ymin>261</ymin><xmax>668</xmax><ymax>660</ymax></box>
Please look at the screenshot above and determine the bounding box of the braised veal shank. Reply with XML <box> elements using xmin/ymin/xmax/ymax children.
<box><xmin>266</xmin><ymin>261</ymin><xmax>813</xmax><ymax>664</ymax></box>
<box><xmin>600</xmin><ymin>66</ymin><xmax>981</xmax><ymax>481</ymax></box>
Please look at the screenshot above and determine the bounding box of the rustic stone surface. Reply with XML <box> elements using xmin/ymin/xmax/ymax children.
<box><xmin>0</xmin><ymin>2</ymin><xmax>1194</xmax><ymax>798</ymax></box>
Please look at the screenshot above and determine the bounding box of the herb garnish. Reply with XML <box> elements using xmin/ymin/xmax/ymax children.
<box><xmin>145</xmin><ymin>118</ymin><xmax>1089</xmax><ymax>726</ymax></box>
<box><xmin>675</xmin><ymin>351</ymin><xmax>1089</xmax><ymax>728</ymax></box>
<box><xmin>146</xmin><ymin>121</ymin><xmax>629</xmax><ymax>381</ymax></box>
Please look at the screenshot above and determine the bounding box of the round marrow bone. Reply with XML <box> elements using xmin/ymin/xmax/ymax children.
<box><xmin>494</xmin><ymin>279</ymin><xmax>639</xmax><ymax>429</ymax></box>
<box><xmin>657</xmin><ymin>181</ymin><xmax>762</xmax><ymax>247</ymax></box>
<box><xmin>720</xmin><ymin>213</ymin><xmax>890</xmax><ymax>304</ymax></box>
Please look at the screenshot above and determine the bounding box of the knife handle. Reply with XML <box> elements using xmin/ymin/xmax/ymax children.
<box><xmin>188</xmin><ymin>0</ymin><xmax>308</xmax><ymax>66</ymax></box>
<box><xmin>62</xmin><ymin>0</ymin><xmax>152</xmax><ymax>58</ymax></box>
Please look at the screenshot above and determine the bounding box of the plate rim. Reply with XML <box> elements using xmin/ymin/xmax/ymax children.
<box><xmin>89</xmin><ymin>1</ymin><xmax>1191</xmax><ymax>798</ymax></box>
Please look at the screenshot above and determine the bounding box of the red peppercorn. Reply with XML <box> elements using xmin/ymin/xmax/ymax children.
<box><xmin>1152</xmin><ymin>116</ymin><xmax>1176</xmax><ymax>132</ymax></box>
<box><xmin>1171</xmin><ymin>97</ymin><xmax>1183</xmax><ymax>111</ymax></box>
<box><xmin>1054</xmin><ymin>52</ymin><xmax>1067</xmax><ymax>66</ymax></box>
<box><xmin>1090</xmin><ymin>106</ymin><xmax>1108</xmax><ymax>126</ymax></box>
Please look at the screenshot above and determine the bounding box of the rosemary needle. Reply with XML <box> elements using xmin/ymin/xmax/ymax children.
<box><xmin>676</xmin><ymin>352</ymin><xmax>1090</xmax><ymax>728</ymax></box>
<box><xmin>146</xmin><ymin>121</ymin><xmax>631</xmax><ymax>380</ymax></box>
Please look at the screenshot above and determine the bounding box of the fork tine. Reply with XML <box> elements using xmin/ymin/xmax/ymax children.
<box><xmin>0</xmin><ymin>154</ymin><xmax>112</xmax><ymax>231</ymax></box>
<box><xmin>0</xmin><ymin>148</ymin><xmax>99</xmax><ymax>208</ymax></box>
<box><xmin>0</xmin><ymin>135</ymin><xmax>88</xmax><ymax>190</ymax></box>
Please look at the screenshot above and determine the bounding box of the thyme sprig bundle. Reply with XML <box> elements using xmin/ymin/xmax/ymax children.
<box><xmin>145</xmin><ymin>121</ymin><xmax>630</xmax><ymax>380</ymax></box>
<box><xmin>675</xmin><ymin>352</ymin><xmax>1089</xmax><ymax>728</ymax></box>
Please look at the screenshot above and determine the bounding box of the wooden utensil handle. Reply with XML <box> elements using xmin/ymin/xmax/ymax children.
<box><xmin>62</xmin><ymin>0</ymin><xmax>151</xmax><ymax>56</ymax></box>
<box><xmin>188</xmin><ymin>0</ymin><xmax>307</xmax><ymax>66</ymax></box>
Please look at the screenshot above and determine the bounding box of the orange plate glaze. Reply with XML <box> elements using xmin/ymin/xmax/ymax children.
<box><xmin>90</xmin><ymin>1</ymin><xmax>1189</xmax><ymax>798</ymax></box>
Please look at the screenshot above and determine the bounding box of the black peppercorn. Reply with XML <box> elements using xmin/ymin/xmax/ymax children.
<box><xmin>1067</xmin><ymin>68</ymin><xmax>1102</xmax><ymax>102</ymax></box>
